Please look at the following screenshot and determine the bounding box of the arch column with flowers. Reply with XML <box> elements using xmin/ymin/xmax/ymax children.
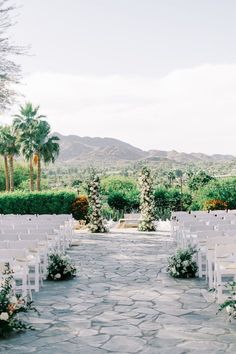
<box><xmin>139</xmin><ymin>167</ymin><xmax>156</xmax><ymax>232</ymax></box>
<box><xmin>88</xmin><ymin>174</ymin><xmax>107</xmax><ymax>233</ymax></box>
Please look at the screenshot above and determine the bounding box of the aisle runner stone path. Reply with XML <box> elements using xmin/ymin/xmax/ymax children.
<box><xmin>1</xmin><ymin>231</ymin><xmax>236</xmax><ymax>353</ymax></box>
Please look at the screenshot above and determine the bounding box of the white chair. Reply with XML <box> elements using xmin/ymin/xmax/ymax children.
<box><xmin>214</xmin><ymin>243</ymin><xmax>236</xmax><ymax>303</ymax></box>
<box><xmin>0</xmin><ymin>234</ymin><xmax>19</xmax><ymax>241</ymax></box>
<box><xmin>206</xmin><ymin>236</ymin><xmax>236</xmax><ymax>289</ymax></box>
<box><xmin>0</xmin><ymin>249</ymin><xmax>31</xmax><ymax>298</ymax></box>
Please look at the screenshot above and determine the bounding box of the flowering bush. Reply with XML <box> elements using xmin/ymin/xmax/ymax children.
<box><xmin>204</xmin><ymin>199</ymin><xmax>228</xmax><ymax>211</ymax></box>
<box><xmin>71</xmin><ymin>195</ymin><xmax>89</xmax><ymax>221</ymax></box>
<box><xmin>0</xmin><ymin>263</ymin><xmax>37</xmax><ymax>338</ymax></box>
<box><xmin>47</xmin><ymin>253</ymin><xmax>77</xmax><ymax>281</ymax></box>
<box><xmin>218</xmin><ymin>281</ymin><xmax>236</xmax><ymax>322</ymax></box>
<box><xmin>167</xmin><ymin>247</ymin><xmax>198</xmax><ymax>278</ymax></box>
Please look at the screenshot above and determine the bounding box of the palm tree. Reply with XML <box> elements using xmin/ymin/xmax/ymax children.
<box><xmin>175</xmin><ymin>169</ymin><xmax>184</xmax><ymax>193</ymax></box>
<box><xmin>19</xmin><ymin>133</ymin><xmax>36</xmax><ymax>191</ymax></box>
<box><xmin>13</xmin><ymin>103</ymin><xmax>45</xmax><ymax>191</ymax></box>
<box><xmin>33</xmin><ymin>121</ymin><xmax>60</xmax><ymax>191</ymax></box>
<box><xmin>0</xmin><ymin>126</ymin><xmax>10</xmax><ymax>192</ymax></box>
<box><xmin>175</xmin><ymin>169</ymin><xmax>184</xmax><ymax>210</ymax></box>
<box><xmin>0</xmin><ymin>126</ymin><xmax>20</xmax><ymax>192</ymax></box>
<box><xmin>167</xmin><ymin>171</ymin><xmax>176</xmax><ymax>187</ymax></box>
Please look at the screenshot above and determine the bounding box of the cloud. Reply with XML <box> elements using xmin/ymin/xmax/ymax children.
<box><xmin>4</xmin><ymin>64</ymin><xmax>236</xmax><ymax>154</ymax></box>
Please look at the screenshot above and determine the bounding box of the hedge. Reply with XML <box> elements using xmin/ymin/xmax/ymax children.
<box><xmin>0</xmin><ymin>191</ymin><xmax>77</xmax><ymax>215</ymax></box>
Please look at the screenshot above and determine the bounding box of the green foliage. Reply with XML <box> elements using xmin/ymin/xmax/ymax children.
<box><xmin>197</xmin><ymin>178</ymin><xmax>236</xmax><ymax>209</ymax></box>
<box><xmin>17</xmin><ymin>178</ymin><xmax>49</xmax><ymax>192</ymax></box>
<box><xmin>101</xmin><ymin>205</ymin><xmax>123</xmax><ymax>221</ymax></box>
<box><xmin>101</xmin><ymin>175</ymin><xmax>138</xmax><ymax>195</ymax></box>
<box><xmin>218</xmin><ymin>281</ymin><xmax>236</xmax><ymax>321</ymax></box>
<box><xmin>188</xmin><ymin>170</ymin><xmax>214</xmax><ymax>191</ymax></box>
<box><xmin>0</xmin><ymin>164</ymin><xmax>31</xmax><ymax>191</ymax></box>
<box><xmin>154</xmin><ymin>187</ymin><xmax>192</xmax><ymax>213</ymax></box>
<box><xmin>0</xmin><ymin>191</ymin><xmax>76</xmax><ymax>214</ymax></box>
<box><xmin>107</xmin><ymin>191</ymin><xmax>129</xmax><ymax>211</ymax></box>
<box><xmin>102</xmin><ymin>175</ymin><xmax>140</xmax><ymax>212</ymax></box>
<box><xmin>71</xmin><ymin>179</ymin><xmax>82</xmax><ymax>188</ymax></box>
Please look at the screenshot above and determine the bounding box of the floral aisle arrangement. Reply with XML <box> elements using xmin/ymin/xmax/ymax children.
<box><xmin>88</xmin><ymin>174</ymin><xmax>107</xmax><ymax>233</ymax></box>
<box><xmin>138</xmin><ymin>167</ymin><xmax>156</xmax><ymax>232</ymax></box>
<box><xmin>47</xmin><ymin>253</ymin><xmax>77</xmax><ymax>281</ymax></box>
<box><xmin>218</xmin><ymin>281</ymin><xmax>236</xmax><ymax>322</ymax></box>
<box><xmin>0</xmin><ymin>263</ymin><xmax>37</xmax><ymax>338</ymax></box>
<box><xmin>167</xmin><ymin>247</ymin><xmax>198</xmax><ymax>278</ymax></box>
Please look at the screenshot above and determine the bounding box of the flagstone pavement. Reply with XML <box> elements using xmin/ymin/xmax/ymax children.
<box><xmin>1</xmin><ymin>230</ymin><xmax>236</xmax><ymax>354</ymax></box>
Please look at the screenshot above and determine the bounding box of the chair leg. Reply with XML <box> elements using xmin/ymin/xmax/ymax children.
<box><xmin>198</xmin><ymin>252</ymin><xmax>203</xmax><ymax>278</ymax></box>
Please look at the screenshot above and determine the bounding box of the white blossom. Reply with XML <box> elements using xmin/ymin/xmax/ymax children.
<box><xmin>0</xmin><ymin>312</ymin><xmax>9</xmax><ymax>321</ymax></box>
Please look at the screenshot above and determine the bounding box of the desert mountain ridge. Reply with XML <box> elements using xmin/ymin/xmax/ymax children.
<box><xmin>52</xmin><ymin>132</ymin><xmax>236</xmax><ymax>165</ymax></box>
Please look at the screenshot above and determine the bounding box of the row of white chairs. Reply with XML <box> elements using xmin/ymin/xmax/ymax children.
<box><xmin>172</xmin><ymin>211</ymin><xmax>236</xmax><ymax>303</ymax></box>
<box><xmin>0</xmin><ymin>214</ymin><xmax>75</xmax><ymax>299</ymax></box>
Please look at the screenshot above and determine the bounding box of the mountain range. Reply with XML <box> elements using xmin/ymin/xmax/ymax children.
<box><xmin>53</xmin><ymin>133</ymin><xmax>236</xmax><ymax>166</ymax></box>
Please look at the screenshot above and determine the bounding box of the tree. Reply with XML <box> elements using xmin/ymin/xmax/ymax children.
<box><xmin>13</xmin><ymin>103</ymin><xmax>46</xmax><ymax>191</ymax></box>
<box><xmin>167</xmin><ymin>171</ymin><xmax>176</xmax><ymax>187</ymax></box>
<box><xmin>0</xmin><ymin>0</ymin><xmax>25</xmax><ymax>112</ymax></box>
<box><xmin>0</xmin><ymin>125</ymin><xmax>10</xmax><ymax>191</ymax></box>
<box><xmin>175</xmin><ymin>169</ymin><xmax>184</xmax><ymax>210</ymax></box>
<box><xmin>175</xmin><ymin>169</ymin><xmax>184</xmax><ymax>192</ymax></box>
<box><xmin>101</xmin><ymin>175</ymin><xmax>138</xmax><ymax>195</ymax></box>
<box><xmin>0</xmin><ymin>125</ymin><xmax>19</xmax><ymax>191</ymax></box>
<box><xmin>33</xmin><ymin>120</ymin><xmax>60</xmax><ymax>191</ymax></box>
<box><xmin>5</xmin><ymin>126</ymin><xmax>19</xmax><ymax>191</ymax></box>
<box><xmin>197</xmin><ymin>178</ymin><xmax>236</xmax><ymax>209</ymax></box>
<box><xmin>138</xmin><ymin>167</ymin><xmax>156</xmax><ymax>231</ymax></box>
<box><xmin>102</xmin><ymin>175</ymin><xmax>140</xmax><ymax>212</ymax></box>
<box><xmin>188</xmin><ymin>170</ymin><xmax>214</xmax><ymax>192</ymax></box>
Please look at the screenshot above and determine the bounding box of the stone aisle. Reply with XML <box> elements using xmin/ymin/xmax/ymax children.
<box><xmin>1</xmin><ymin>231</ymin><xmax>236</xmax><ymax>354</ymax></box>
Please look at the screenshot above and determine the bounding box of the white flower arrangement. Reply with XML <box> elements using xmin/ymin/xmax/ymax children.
<box><xmin>218</xmin><ymin>281</ymin><xmax>236</xmax><ymax>321</ymax></box>
<box><xmin>0</xmin><ymin>263</ymin><xmax>38</xmax><ymax>338</ymax></box>
<box><xmin>138</xmin><ymin>167</ymin><xmax>156</xmax><ymax>232</ymax></box>
<box><xmin>47</xmin><ymin>253</ymin><xmax>77</xmax><ymax>281</ymax></box>
<box><xmin>167</xmin><ymin>247</ymin><xmax>198</xmax><ymax>278</ymax></box>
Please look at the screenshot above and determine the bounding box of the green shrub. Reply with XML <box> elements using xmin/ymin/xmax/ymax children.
<box><xmin>0</xmin><ymin>164</ymin><xmax>31</xmax><ymax>191</ymax></box>
<box><xmin>101</xmin><ymin>175</ymin><xmax>138</xmax><ymax>195</ymax></box>
<box><xmin>154</xmin><ymin>187</ymin><xmax>192</xmax><ymax>211</ymax></box>
<box><xmin>0</xmin><ymin>191</ymin><xmax>76</xmax><ymax>214</ymax></box>
<box><xmin>187</xmin><ymin>170</ymin><xmax>214</xmax><ymax>191</ymax></box>
<box><xmin>197</xmin><ymin>178</ymin><xmax>236</xmax><ymax>210</ymax></box>
<box><xmin>71</xmin><ymin>195</ymin><xmax>89</xmax><ymax>220</ymax></box>
<box><xmin>154</xmin><ymin>187</ymin><xmax>192</xmax><ymax>220</ymax></box>
<box><xmin>102</xmin><ymin>205</ymin><xmax>123</xmax><ymax>221</ymax></box>
<box><xmin>107</xmin><ymin>191</ymin><xmax>129</xmax><ymax>211</ymax></box>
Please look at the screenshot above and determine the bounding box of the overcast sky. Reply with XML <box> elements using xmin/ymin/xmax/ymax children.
<box><xmin>4</xmin><ymin>0</ymin><xmax>236</xmax><ymax>154</ymax></box>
